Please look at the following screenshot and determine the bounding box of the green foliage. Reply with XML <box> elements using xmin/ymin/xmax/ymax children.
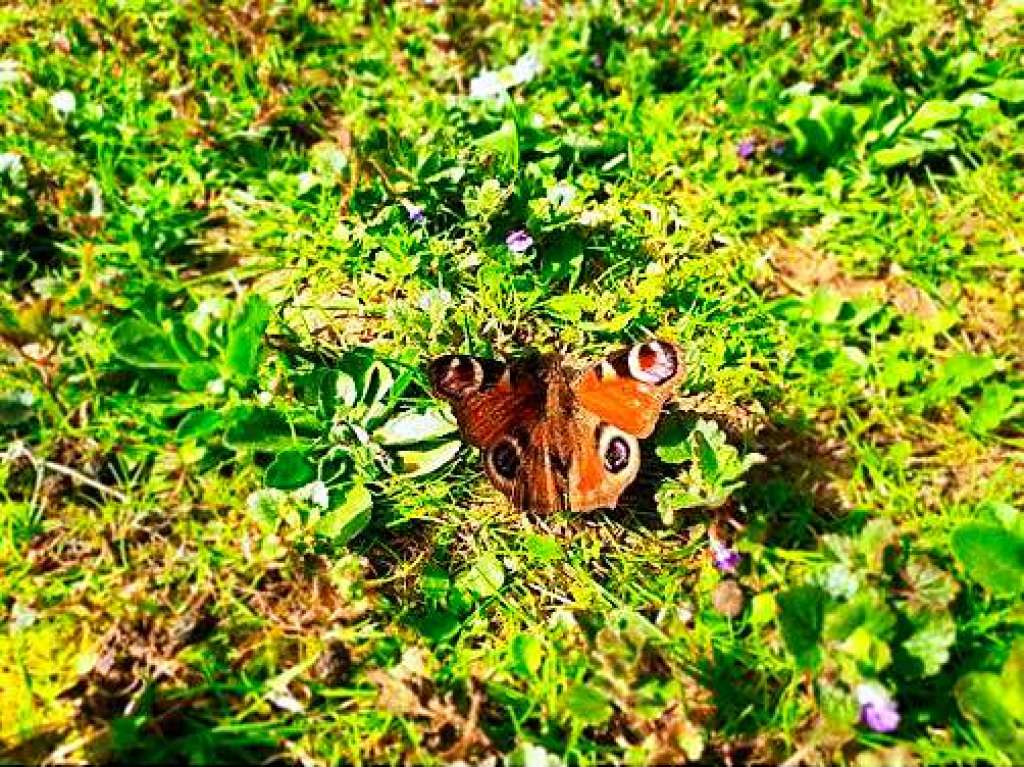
<box><xmin>951</xmin><ymin>523</ymin><xmax>1024</xmax><ymax>597</ymax></box>
<box><xmin>655</xmin><ymin>418</ymin><xmax>765</xmax><ymax>524</ymax></box>
<box><xmin>955</xmin><ymin>640</ymin><xmax>1024</xmax><ymax>765</ymax></box>
<box><xmin>2</xmin><ymin>0</ymin><xmax>1023</xmax><ymax>764</ymax></box>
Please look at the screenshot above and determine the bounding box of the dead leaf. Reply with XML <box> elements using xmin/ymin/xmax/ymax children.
<box><xmin>712</xmin><ymin>580</ymin><xmax>745</xmax><ymax>618</ymax></box>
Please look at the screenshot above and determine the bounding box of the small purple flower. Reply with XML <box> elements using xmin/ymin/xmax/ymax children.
<box><xmin>770</xmin><ymin>138</ymin><xmax>787</xmax><ymax>157</ymax></box>
<box><xmin>711</xmin><ymin>541</ymin><xmax>741</xmax><ymax>573</ymax></box>
<box><xmin>736</xmin><ymin>138</ymin><xmax>756</xmax><ymax>160</ymax></box>
<box><xmin>856</xmin><ymin>683</ymin><xmax>900</xmax><ymax>733</ymax></box>
<box><xmin>506</xmin><ymin>229</ymin><xmax>534</xmax><ymax>253</ymax></box>
<box><xmin>591</xmin><ymin>52</ymin><xmax>604</xmax><ymax>69</ymax></box>
<box><xmin>522</xmin><ymin>0</ymin><xmax>540</xmax><ymax>8</ymax></box>
<box><xmin>405</xmin><ymin>204</ymin><xmax>425</xmax><ymax>224</ymax></box>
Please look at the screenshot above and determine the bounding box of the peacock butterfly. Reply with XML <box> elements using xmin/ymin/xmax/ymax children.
<box><xmin>428</xmin><ymin>340</ymin><xmax>683</xmax><ymax>512</ymax></box>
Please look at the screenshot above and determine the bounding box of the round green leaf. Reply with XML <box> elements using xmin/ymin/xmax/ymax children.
<box><xmin>265</xmin><ymin>449</ymin><xmax>316</xmax><ymax>490</ymax></box>
<box><xmin>509</xmin><ymin>633</ymin><xmax>543</xmax><ymax>677</ymax></box>
<box><xmin>777</xmin><ymin>586</ymin><xmax>826</xmax><ymax>670</ymax></box>
<box><xmin>874</xmin><ymin>142</ymin><xmax>924</xmax><ymax>168</ymax></box>
<box><xmin>986</xmin><ymin>79</ymin><xmax>1024</xmax><ymax>104</ymax></box>
<box><xmin>560</xmin><ymin>683</ymin><xmax>612</xmax><ymax>727</ymax></box>
<box><xmin>111</xmin><ymin>319</ymin><xmax>180</xmax><ymax>369</ymax></box>
<box><xmin>951</xmin><ymin>524</ymin><xmax>1024</xmax><ymax>596</ymax></box>
<box><xmin>906</xmin><ymin>99</ymin><xmax>961</xmax><ymax>132</ymax></box>
<box><xmin>224</xmin><ymin>294</ymin><xmax>270</xmax><ymax>383</ymax></box>
<box><xmin>177</xmin><ymin>362</ymin><xmax>220</xmax><ymax>391</ymax></box>
<box><xmin>410</xmin><ymin>609</ymin><xmax>460</xmax><ymax>643</ymax></box>
<box><xmin>524</xmin><ymin>534</ymin><xmax>564</xmax><ymax>563</ymax></box>
<box><xmin>176</xmin><ymin>408</ymin><xmax>222</xmax><ymax>440</ymax></box>
<box><xmin>224</xmin><ymin>406</ymin><xmax>295</xmax><ymax>450</ymax></box>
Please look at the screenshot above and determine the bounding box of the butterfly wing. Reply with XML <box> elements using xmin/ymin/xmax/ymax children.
<box><xmin>565</xmin><ymin>413</ymin><xmax>642</xmax><ymax>512</ymax></box>
<box><xmin>428</xmin><ymin>354</ymin><xmax>544</xmax><ymax>447</ymax></box>
<box><xmin>428</xmin><ymin>354</ymin><xmax>548</xmax><ymax>508</ymax></box>
<box><xmin>574</xmin><ymin>340</ymin><xmax>683</xmax><ymax>438</ymax></box>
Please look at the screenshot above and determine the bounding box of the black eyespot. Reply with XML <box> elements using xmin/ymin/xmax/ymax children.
<box><xmin>603</xmin><ymin>436</ymin><xmax>631</xmax><ymax>473</ymax></box>
<box><xmin>490</xmin><ymin>441</ymin><xmax>520</xmax><ymax>480</ymax></box>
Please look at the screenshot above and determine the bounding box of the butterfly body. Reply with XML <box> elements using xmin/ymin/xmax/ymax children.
<box><xmin>428</xmin><ymin>341</ymin><xmax>682</xmax><ymax>513</ymax></box>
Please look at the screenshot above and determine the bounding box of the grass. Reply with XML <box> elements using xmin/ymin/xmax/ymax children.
<box><xmin>2</xmin><ymin>0</ymin><xmax>1024</xmax><ymax>764</ymax></box>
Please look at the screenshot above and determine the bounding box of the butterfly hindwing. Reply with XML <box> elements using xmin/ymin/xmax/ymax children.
<box><xmin>574</xmin><ymin>340</ymin><xmax>682</xmax><ymax>438</ymax></box>
<box><xmin>566</xmin><ymin>416</ymin><xmax>641</xmax><ymax>512</ymax></box>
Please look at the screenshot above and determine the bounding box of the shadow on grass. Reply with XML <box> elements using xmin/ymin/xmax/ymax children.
<box><xmin>741</xmin><ymin>414</ymin><xmax>862</xmax><ymax>547</ymax></box>
<box><xmin>614</xmin><ymin>407</ymin><xmax>856</xmax><ymax>550</ymax></box>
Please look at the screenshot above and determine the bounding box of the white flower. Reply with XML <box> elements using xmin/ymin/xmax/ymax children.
<box><xmin>823</xmin><ymin>562</ymin><xmax>859</xmax><ymax>599</ymax></box>
<box><xmin>257</xmin><ymin>390</ymin><xmax>273</xmax><ymax>406</ymax></box>
<box><xmin>548</xmin><ymin>608</ymin><xmax>578</xmax><ymax>629</ymax></box>
<box><xmin>197</xmin><ymin>298</ymin><xmax>227</xmax><ymax>320</ymax></box>
<box><xmin>0</xmin><ymin>60</ymin><xmax>21</xmax><ymax>85</ymax></box>
<box><xmin>469</xmin><ymin>50</ymin><xmax>542</xmax><ymax>101</ymax></box>
<box><xmin>312</xmin><ymin>142</ymin><xmax>348</xmax><ymax>174</ymax></box>
<box><xmin>547</xmin><ymin>181</ymin><xmax>576</xmax><ymax>208</ymax></box>
<box><xmin>50</xmin><ymin>89</ymin><xmax>76</xmax><ymax>116</ymax></box>
<box><xmin>11</xmin><ymin>602</ymin><xmax>38</xmax><ymax>632</ymax></box>
<box><xmin>509</xmin><ymin>51</ymin><xmax>542</xmax><ymax>85</ymax></box>
<box><xmin>296</xmin><ymin>171</ymin><xmax>319</xmax><ymax>195</ymax></box>
<box><xmin>295</xmin><ymin>480</ymin><xmax>330</xmax><ymax>509</ymax></box>
<box><xmin>206</xmin><ymin>378</ymin><xmax>226</xmax><ymax>395</ymax></box>
<box><xmin>189</xmin><ymin>297</ymin><xmax>227</xmax><ymax>335</ymax></box>
<box><xmin>266</xmin><ymin>687</ymin><xmax>305</xmax><ymax>714</ymax></box>
<box><xmin>0</xmin><ymin>152</ymin><xmax>23</xmax><ymax>175</ymax></box>
<box><xmin>310</xmin><ymin>481</ymin><xmax>330</xmax><ymax>509</ymax></box>
<box><xmin>855</xmin><ymin>682</ymin><xmax>892</xmax><ymax>708</ymax></box>
<box><xmin>521</xmin><ymin>743</ymin><xmax>564</xmax><ymax>767</ymax></box>
<box><xmin>31</xmin><ymin>276</ymin><xmax>62</xmax><ymax>298</ymax></box>
<box><xmin>86</xmin><ymin>177</ymin><xmax>103</xmax><ymax>217</ymax></box>
<box><xmin>417</xmin><ymin>287</ymin><xmax>452</xmax><ymax>312</ymax></box>
<box><xmin>470</xmin><ymin>69</ymin><xmax>505</xmax><ymax>100</ymax></box>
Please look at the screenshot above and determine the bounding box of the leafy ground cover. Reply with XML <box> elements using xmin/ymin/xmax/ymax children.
<box><xmin>2</xmin><ymin>0</ymin><xmax>1024</xmax><ymax>764</ymax></box>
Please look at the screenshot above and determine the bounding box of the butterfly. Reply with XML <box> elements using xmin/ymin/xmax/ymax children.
<box><xmin>427</xmin><ymin>340</ymin><xmax>683</xmax><ymax>513</ymax></box>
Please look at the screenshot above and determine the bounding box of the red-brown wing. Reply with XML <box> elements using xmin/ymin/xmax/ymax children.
<box><xmin>567</xmin><ymin>416</ymin><xmax>641</xmax><ymax>512</ymax></box>
<box><xmin>574</xmin><ymin>340</ymin><xmax>683</xmax><ymax>438</ymax></box>
<box><xmin>427</xmin><ymin>355</ymin><xmax>545</xmax><ymax>448</ymax></box>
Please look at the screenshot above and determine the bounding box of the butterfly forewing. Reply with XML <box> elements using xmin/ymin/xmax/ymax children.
<box><xmin>428</xmin><ymin>355</ymin><xmax>544</xmax><ymax>448</ymax></box>
<box><xmin>574</xmin><ymin>340</ymin><xmax>683</xmax><ymax>438</ymax></box>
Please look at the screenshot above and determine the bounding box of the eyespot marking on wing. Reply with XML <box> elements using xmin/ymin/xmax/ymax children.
<box><xmin>486</xmin><ymin>427</ymin><xmax>533</xmax><ymax>486</ymax></box>
<box><xmin>429</xmin><ymin>355</ymin><xmax>483</xmax><ymax>398</ymax></box>
<box><xmin>429</xmin><ymin>354</ymin><xmax>510</xmax><ymax>400</ymax></box>
<box><xmin>595</xmin><ymin>422</ymin><xmax>636</xmax><ymax>475</ymax></box>
<box><xmin>626</xmin><ymin>341</ymin><xmax>678</xmax><ymax>385</ymax></box>
<box><xmin>488</xmin><ymin>438</ymin><xmax>521</xmax><ymax>481</ymax></box>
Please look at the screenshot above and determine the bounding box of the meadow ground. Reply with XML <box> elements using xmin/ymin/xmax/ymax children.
<box><xmin>2</xmin><ymin>1</ymin><xmax>1024</xmax><ymax>764</ymax></box>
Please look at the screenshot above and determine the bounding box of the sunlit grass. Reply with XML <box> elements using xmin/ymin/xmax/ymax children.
<box><xmin>1</xmin><ymin>1</ymin><xmax>1023</xmax><ymax>764</ymax></box>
